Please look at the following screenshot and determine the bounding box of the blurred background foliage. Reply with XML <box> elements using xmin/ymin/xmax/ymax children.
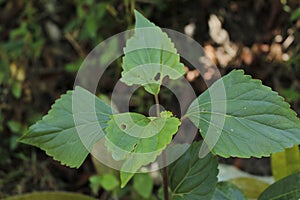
<box><xmin>0</xmin><ymin>0</ymin><xmax>300</xmax><ymax>199</ymax></box>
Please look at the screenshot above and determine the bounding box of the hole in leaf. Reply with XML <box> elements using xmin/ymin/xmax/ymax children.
<box><xmin>154</xmin><ymin>73</ymin><xmax>161</xmax><ymax>81</ymax></box>
<box><xmin>120</xmin><ymin>123</ymin><xmax>126</xmax><ymax>130</ymax></box>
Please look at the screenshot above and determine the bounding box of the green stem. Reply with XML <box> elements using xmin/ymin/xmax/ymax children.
<box><xmin>154</xmin><ymin>94</ymin><xmax>160</xmax><ymax>116</ymax></box>
<box><xmin>154</xmin><ymin>94</ymin><xmax>169</xmax><ymax>200</ymax></box>
<box><xmin>180</xmin><ymin>114</ymin><xmax>188</xmax><ymax>122</ymax></box>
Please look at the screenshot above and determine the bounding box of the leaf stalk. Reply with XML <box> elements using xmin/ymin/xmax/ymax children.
<box><xmin>154</xmin><ymin>94</ymin><xmax>169</xmax><ymax>200</ymax></box>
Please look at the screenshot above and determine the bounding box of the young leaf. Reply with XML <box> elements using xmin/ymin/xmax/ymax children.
<box><xmin>186</xmin><ymin>70</ymin><xmax>300</xmax><ymax>158</ymax></box>
<box><xmin>100</xmin><ymin>173</ymin><xmax>119</xmax><ymax>191</ymax></box>
<box><xmin>89</xmin><ymin>174</ymin><xmax>119</xmax><ymax>192</ymax></box>
<box><xmin>133</xmin><ymin>173</ymin><xmax>154</xmax><ymax>199</ymax></box>
<box><xmin>121</xmin><ymin>10</ymin><xmax>185</xmax><ymax>94</ymax></box>
<box><xmin>258</xmin><ymin>172</ymin><xmax>300</xmax><ymax>200</ymax></box>
<box><xmin>105</xmin><ymin>111</ymin><xmax>180</xmax><ymax>187</ymax></box>
<box><xmin>168</xmin><ymin>141</ymin><xmax>218</xmax><ymax>200</ymax></box>
<box><xmin>89</xmin><ymin>174</ymin><xmax>119</xmax><ymax>193</ymax></box>
<box><xmin>212</xmin><ymin>181</ymin><xmax>246</xmax><ymax>200</ymax></box>
<box><xmin>19</xmin><ymin>86</ymin><xmax>112</xmax><ymax>168</ymax></box>
<box><xmin>89</xmin><ymin>175</ymin><xmax>102</xmax><ymax>195</ymax></box>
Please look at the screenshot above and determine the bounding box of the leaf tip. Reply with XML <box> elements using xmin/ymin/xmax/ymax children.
<box><xmin>133</xmin><ymin>9</ymin><xmax>153</xmax><ymax>28</ymax></box>
<box><xmin>133</xmin><ymin>9</ymin><xmax>141</xmax><ymax>17</ymax></box>
<box><xmin>120</xmin><ymin>171</ymin><xmax>134</xmax><ymax>188</ymax></box>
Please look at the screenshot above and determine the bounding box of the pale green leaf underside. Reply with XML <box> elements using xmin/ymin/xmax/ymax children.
<box><xmin>105</xmin><ymin>111</ymin><xmax>180</xmax><ymax>187</ymax></box>
<box><xmin>258</xmin><ymin>172</ymin><xmax>300</xmax><ymax>200</ymax></box>
<box><xmin>121</xmin><ymin>10</ymin><xmax>185</xmax><ymax>94</ymax></box>
<box><xmin>19</xmin><ymin>86</ymin><xmax>112</xmax><ymax>168</ymax></box>
<box><xmin>187</xmin><ymin>70</ymin><xmax>300</xmax><ymax>158</ymax></box>
<box><xmin>168</xmin><ymin>141</ymin><xmax>218</xmax><ymax>200</ymax></box>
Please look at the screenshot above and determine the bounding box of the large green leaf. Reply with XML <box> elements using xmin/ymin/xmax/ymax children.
<box><xmin>105</xmin><ymin>111</ymin><xmax>180</xmax><ymax>187</ymax></box>
<box><xmin>187</xmin><ymin>70</ymin><xmax>300</xmax><ymax>158</ymax></box>
<box><xmin>121</xmin><ymin>10</ymin><xmax>185</xmax><ymax>94</ymax></box>
<box><xmin>19</xmin><ymin>86</ymin><xmax>112</xmax><ymax>168</ymax></box>
<box><xmin>271</xmin><ymin>145</ymin><xmax>300</xmax><ymax>181</ymax></box>
<box><xmin>212</xmin><ymin>181</ymin><xmax>246</xmax><ymax>200</ymax></box>
<box><xmin>258</xmin><ymin>172</ymin><xmax>300</xmax><ymax>200</ymax></box>
<box><xmin>168</xmin><ymin>141</ymin><xmax>218</xmax><ymax>200</ymax></box>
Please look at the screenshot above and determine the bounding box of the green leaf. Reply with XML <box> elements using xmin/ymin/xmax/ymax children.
<box><xmin>65</xmin><ymin>59</ymin><xmax>83</xmax><ymax>72</ymax></box>
<box><xmin>258</xmin><ymin>172</ymin><xmax>300</xmax><ymax>200</ymax></box>
<box><xmin>121</xmin><ymin>10</ymin><xmax>185</xmax><ymax>94</ymax></box>
<box><xmin>105</xmin><ymin>111</ymin><xmax>180</xmax><ymax>187</ymax></box>
<box><xmin>19</xmin><ymin>86</ymin><xmax>112</xmax><ymax>168</ymax></box>
<box><xmin>101</xmin><ymin>173</ymin><xmax>120</xmax><ymax>191</ymax></box>
<box><xmin>4</xmin><ymin>191</ymin><xmax>96</xmax><ymax>200</ymax></box>
<box><xmin>279</xmin><ymin>87</ymin><xmax>300</xmax><ymax>103</ymax></box>
<box><xmin>7</xmin><ymin>120</ymin><xmax>23</xmax><ymax>134</ymax></box>
<box><xmin>271</xmin><ymin>145</ymin><xmax>300</xmax><ymax>181</ymax></box>
<box><xmin>212</xmin><ymin>181</ymin><xmax>246</xmax><ymax>200</ymax></box>
<box><xmin>12</xmin><ymin>81</ymin><xmax>22</xmax><ymax>99</ymax></box>
<box><xmin>158</xmin><ymin>187</ymin><xmax>172</xmax><ymax>200</ymax></box>
<box><xmin>133</xmin><ymin>173</ymin><xmax>154</xmax><ymax>199</ymax></box>
<box><xmin>89</xmin><ymin>174</ymin><xmax>119</xmax><ymax>194</ymax></box>
<box><xmin>187</xmin><ymin>70</ymin><xmax>300</xmax><ymax>158</ymax></box>
<box><xmin>89</xmin><ymin>175</ymin><xmax>102</xmax><ymax>195</ymax></box>
<box><xmin>290</xmin><ymin>7</ymin><xmax>300</xmax><ymax>21</ymax></box>
<box><xmin>168</xmin><ymin>141</ymin><xmax>218</xmax><ymax>200</ymax></box>
<box><xmin>228</xmin><ymin>177</ymin><xmax>269</xmax><ymax>199</ymax></box>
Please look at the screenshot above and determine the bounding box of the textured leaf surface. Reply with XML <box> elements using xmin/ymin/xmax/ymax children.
<box><xmin>187</xmin><ymin>70</ymin><xmax>300</xmax><ymax>158</ymax></box>
<box><xmin>121</xmin><ymin>10</ymin><xmax>185</xmax><ymax>94</ymax></box>
<box><xmin>258</xmin><ymin>172</ymin><xmax>300</xmax><ymax>200</ymax></box>
<box><xmin>271</xmin><ymin>145</ymin><xmax>300</xmax><ymax>181</ymax></box>
<box><xmin>105</xmin><ymin>111</ymin><xmax>180</xmax><ymax>187</ymax></box>
<box><xmin>19</xmin><ymin>86</ymin><xmax>112</xmax><ymax>168</ymax></box>
<box><xmin>212</xmin><ymin>181</ymin><xmax>246</xmax><ymax>200</ymax></box>
<box><xmin>168</xmin><ymin>141</ymin><xmax>218</xmax><ymax>200</ymax></box>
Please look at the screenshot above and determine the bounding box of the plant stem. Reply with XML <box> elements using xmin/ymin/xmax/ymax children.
<box><xmin>162</xmin><ymin>150</ymin><xmax>169</xmax><ymax>200</ymax></box>
<box><xmin>180</xmin><ymin>114</ymin><xmax>188</xmax><ymax>121</ymax></box>
<box><xmin>154</xmin><ymin>94</ymin><xmax>160</xmax><ymax>116</ymax></box>
<box><xmin>154</xmin><ymin>94</ymin><xmax>169</xmax><ymax>200</ymax></box>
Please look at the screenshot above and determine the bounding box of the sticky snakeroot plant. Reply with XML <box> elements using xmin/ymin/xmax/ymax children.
<box><xmin>19</xmin><ymin>10</ymin><xmax>300</xmax><ymax>200</ymax></box>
